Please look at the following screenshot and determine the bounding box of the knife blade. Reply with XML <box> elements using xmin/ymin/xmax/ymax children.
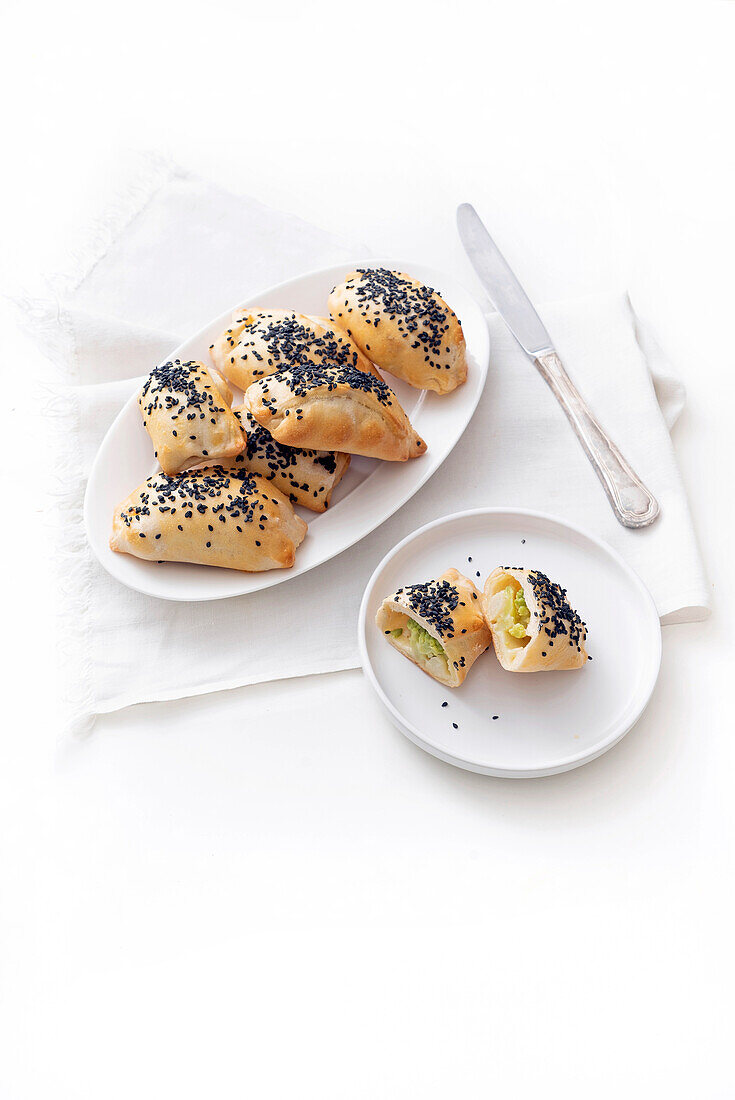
<box><xmin>456</xmin><ymin>202</ymin><xmax>660</xmax><ymax>528</ymax></box>
<box><xmin>456</xmin><ymin>203</ymin><xmax>554</xmax><ymax>357</ymax></box>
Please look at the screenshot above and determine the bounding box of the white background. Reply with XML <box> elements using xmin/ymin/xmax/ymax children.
<box><xmin>1</xmin><ymin>2</ymin><xmax>733</xmax><ymax>1096</ymax></box>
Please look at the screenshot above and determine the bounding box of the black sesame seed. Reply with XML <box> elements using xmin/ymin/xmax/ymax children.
<box><xmin>396</xmin><ymin>578</ymin><xmax>459</xmax><ymax>638</ymax></box>
<box><xmin>525</xmin><ymin>570</ymin><xmax>586</xmax><ymax>649</ymax></box>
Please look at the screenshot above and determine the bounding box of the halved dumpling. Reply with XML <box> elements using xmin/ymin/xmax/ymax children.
<box><xmin>482</xmin><ymin>567</ymin><xmax>588</xmax><ymax>672</ymax></box>
<box><xmin>375</xmin><ymin>568</ymin><xmax>490</xmax><ymax>687</ymax></box>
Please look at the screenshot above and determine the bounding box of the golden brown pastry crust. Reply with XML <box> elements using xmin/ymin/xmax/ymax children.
<box><xmin>375</xmin><ymin>568</ymin><xmax>491</xmax><ymax>687</ymax></box>
<box><xmin>210</xmin><ymin>309</ymin><xmax>379</xmax><ymax>392</ymax></box>
<box><xmin>307</xmin><ymin>316</ymin><xmax>382</xmax><ymax>379</ymax></box>
<box><xmin>209</xmin><ymin>368</ymin><xmax>234</xmax><ymax>408</ymax></box>
<box><xmin>328</xmin><ymin>268</ymin><xmax>467</xmax><ymax>394</ymax></box>
<box><xmin>244</xmin><ymin>359</ymin><xmax>427</xmax><ymax>461</ymax></box>
<box><xmin>213</xmin><ymin>407</ymin><xmax>351</xmax><ymax>513</ymax></box>
<box><xmin>110</xmin><ymin>468</ymin><xmax>307</xmax><ymax>572</ymax></box>
<box><xmin>210</xmin><ymin>309</ymin><xmax>314</xmax><ymax>391</ymax></box>
<box><xmin>482</xmin><ymin>567</ymin><xmax>588</xmax><ymax>672</ymax></box>
<box><xmin>138</xmin><ymin>359</ymin><xmax>244</xmax><ymax>476</ymax></box>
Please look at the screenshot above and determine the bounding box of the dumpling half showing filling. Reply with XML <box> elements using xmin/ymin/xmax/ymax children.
<box><xmin>496</xmin><ymin>582</ymin><xmax>532</xmax><ymax>646</ymax></box>
<box><xmin>383</xmin><ymin>613</ymin><xmax>451</xmax><ymax>682</ymax></box>
<box><xmin>482</xmin><ymin>567</ymin><xmax>588</xmax><ymax>672</ymax></box>
<box><xmin>376</xmin><ymin>568</ymin><xmax>491</xmax><ymax>688</ymax></box>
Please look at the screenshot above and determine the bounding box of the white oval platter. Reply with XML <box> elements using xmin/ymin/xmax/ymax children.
<box><xmin>84</xmin><ymin>259</ymin><xmax>490</xmax><ymax>601</ymax></box>
<box><xmin>358</xmin><ymin>508</ymin><xmax>662</xmax><ymax>779</ymax></box>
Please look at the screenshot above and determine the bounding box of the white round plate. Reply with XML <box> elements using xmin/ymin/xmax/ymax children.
<box><xmin>358</xmin><ymin>508</ymin><xmax>661</xmax><ymax>778</ymax></box>
<box><xmin>84</xmin><ymin>259</ymin><xmax>489</xmax><ymax>601</ymax></box>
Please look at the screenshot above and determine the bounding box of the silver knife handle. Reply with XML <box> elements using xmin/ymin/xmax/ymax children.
<box><xmin>534</xmin><ymin>352</ymin><xmax>660</xmax><ymax>529</ymax></box>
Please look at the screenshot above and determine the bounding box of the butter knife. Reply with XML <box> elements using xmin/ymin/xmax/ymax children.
<box><xmin>456</xmin><ymin>203</ymin><xmax>659</xmax><ymax>529</ymax></box>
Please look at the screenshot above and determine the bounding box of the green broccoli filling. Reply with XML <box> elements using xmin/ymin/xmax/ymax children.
<box><xmin>400</xmin><ymin>618</ymin><xmax>447</xmax><ymax>665</ymax></box>
<box><xmin>497</xmin><ymin>585</ymin><xmax>531</xmax><ymax>641</ymax></box>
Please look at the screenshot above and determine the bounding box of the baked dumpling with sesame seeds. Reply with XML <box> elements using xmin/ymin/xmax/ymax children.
<box><xmin>243</xmin><ymin>359</ymin><xmax>427</xmax><ymax>462</ymax></box>
<box><xmin>482</xmin><ymin>567</ymin><xmax>588</xmax><ymax>672</ymax></box>
<box><xmin>138</xmin><ymin>359</ymin><xmax>244</xmax><ymax>476</ymax></box>
<box><xmin>210</xmin><ymin>309</ymin><xmax>378</xmax><ymax>393</ymax></box>
<box><xmin>376</xmin><ymin>569</ymin><xmax>491</xmax><ymax>687</ymax></box>
<box><xmin>211</xmin><ymin>309</ymin><xmax>312</xmax><ymax>391</ymax></box>
<box><xmin>110</xmin><ymin>468</ymin><xmax>307</xmax><ymax>572</ymax></box>
<box><xmin>211</xmin><ymin>407</ymin><xmax>351</xmax><ymax>513</ymax></box>
<box><xmin>327</xmin><ymin>268</ymin><xmax>468</xmax><ymax>395</ymax></box>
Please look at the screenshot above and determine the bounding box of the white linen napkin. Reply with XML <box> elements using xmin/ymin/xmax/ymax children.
<box><xmin>17</xmin><ymin>161</ymin><xmax>710</xmax><ymax>733</ymax></box>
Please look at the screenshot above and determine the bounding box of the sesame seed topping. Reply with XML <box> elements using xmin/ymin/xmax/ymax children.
<box><xmin>347</xmin><ymin>268</ymin><xmax>451</xmax><ymax>366</ymax></box>
<box><xmin>524</xmin><ymin>570</ymin><xmax>587</xmax><ymax>648</ymax></box>
<box><xmin>394</xmin><ymin>578</ymin><xmax>460</xmax><ymax>638</ymax></box>
<box><xmin>256</xmin><ymin>358</ymin><xmax>394</xmax><ymax>406</ymax></box>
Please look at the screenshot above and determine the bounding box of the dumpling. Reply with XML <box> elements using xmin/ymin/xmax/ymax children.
<box><xmin>244</xmin><ymin>360</ymin><xmax>427</xmax><ymax>462</ymax></box>
<box><xmin>215</xmin><ymin>407</ymin><xmax>351</xmax><ymax>512</ymax></box>
<box><xmin>375</xmin><ymin>568</ymin><xmax>491</xmax><ymax>687</ymax></box>
<box><xmin>210</xmin><ymin>309</ymin><xmax>377</xmax><ymax>392</ymax></box>
<box><xmin>482</xmin><ymin>567</ymin><xmax>588</xmax><ymax>671</ymax></box>
<box><xmin>210</xmin><ymin>308</ymin><xmax>314</xmax><ymax>391</ymax></box>
<box><xmin>138</xmin><ymin>359</ymin><xmax>244</xmax><ymax>476</ymax></box>
<box><xmin>327</xmin><ymin>268</ymin><xmax>467</xmax><ymax>394</ymax></box>
<box><xmin>110</xmin><ymin>468</ymin><xmax>307</xmax><ymax>572</ymax></box>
